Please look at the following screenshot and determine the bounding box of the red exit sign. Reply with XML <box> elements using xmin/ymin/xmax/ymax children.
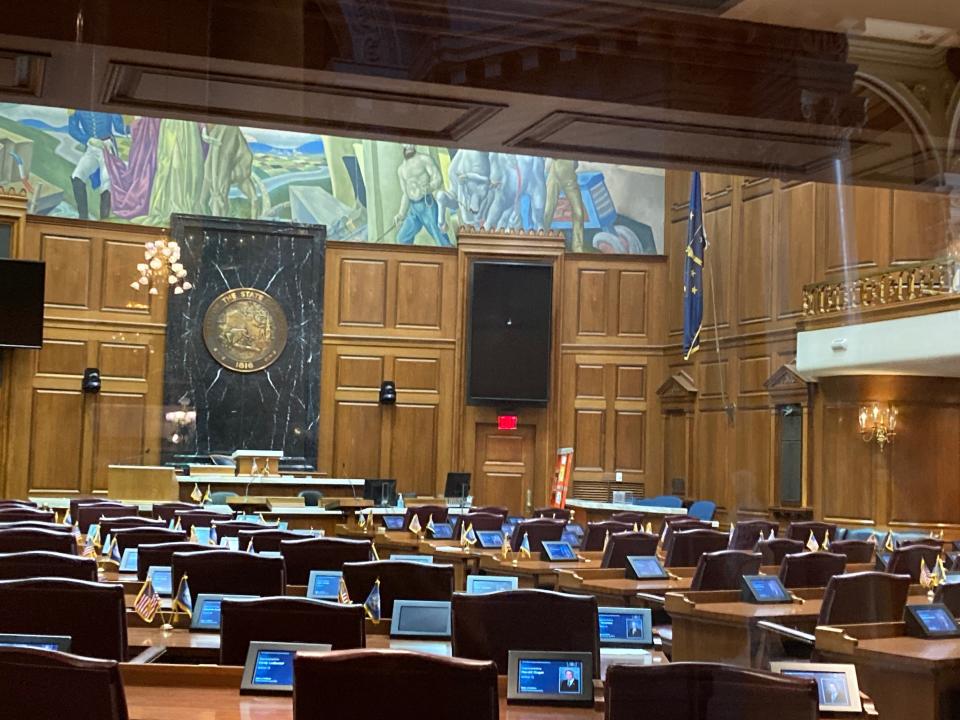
<box><xmin>497</xmin><ymin>414</ymin><xmax>518</xmax><ymax>431</ymax></box>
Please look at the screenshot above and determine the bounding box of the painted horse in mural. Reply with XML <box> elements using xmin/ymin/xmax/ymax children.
<box><xmin>200</xmin><ymin>124</ymin><xmax>264</xmax><ymax>218</ymax></box>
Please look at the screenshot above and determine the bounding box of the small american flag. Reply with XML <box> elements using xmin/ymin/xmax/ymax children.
<box><xmin>134</xmin><ymin>578</ymin><xmax>161</xmax><ymax>623</ymax></box>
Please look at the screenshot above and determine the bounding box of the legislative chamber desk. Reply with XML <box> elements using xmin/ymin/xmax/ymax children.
<box><xmin>478</xmin><ymin>552</ymin><xmax>605</xmax><ymax>590</ymax></box>
<box><xmin>667</xmin><ymin>585</ymin><xmax>931</xmax><ymax>668</ymax></box>
<box><xmin>815</xmin><ymin>621</ymin><xmax>960</xmax><ymax>720</ymax></box>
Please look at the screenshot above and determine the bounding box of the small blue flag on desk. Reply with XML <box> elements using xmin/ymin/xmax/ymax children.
<box><xmin>174</xmin><ymin>574</ymin><xmax>193</xmax><ymax>618</ymax></box>
<box><xmin>364</xmin><ymin>579</ymin><xmax>381</xmax><ymax>623</ymax></box>
<box><xmin>683</xmin><ymin>171</ymin><xmax>707</xmax><ymax>360</ymax></box>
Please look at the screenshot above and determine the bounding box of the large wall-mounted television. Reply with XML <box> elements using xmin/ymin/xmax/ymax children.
<box><xmin>467</xmin><ymin>261</ymin><xmax>552</xmax><ymax>407</ymax></box>
<box><xmin>0</xmin><ymin>259</ymin><xmax>45</xmax><ymax>349</ymax></box>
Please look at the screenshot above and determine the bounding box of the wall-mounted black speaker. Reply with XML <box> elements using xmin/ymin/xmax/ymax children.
<box><xmin>467</xmin><ymin>261</ymin><xmax>552</xmax><ymax>407</ymax></box>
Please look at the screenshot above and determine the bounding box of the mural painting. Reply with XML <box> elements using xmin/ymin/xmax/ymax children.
<box><xmin>0</xmin><ymin>103</ymin><xmax>665</xmax><ymax>254</ymax></box>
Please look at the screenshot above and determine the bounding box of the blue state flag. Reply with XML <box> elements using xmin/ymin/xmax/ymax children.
<box><xmin>363</xmin><ymin>579</ymin><xmax>382</xmax><ymax>623</ymax></box>
<box><xmin>683</xmin><ymin>171</ymin><xmax>707</xmax><ymax>360</ymax></box>
<box><xmin>174</xmin><ymin>574</ymin><xmax>194</xmax><ymax>618</ymax></box>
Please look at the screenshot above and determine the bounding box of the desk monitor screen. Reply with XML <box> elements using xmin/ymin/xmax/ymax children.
<box><xmin>390</xmin><ymin>600</ymin><xmax>452</xmax><ymax>638</ymax></box>
<box><xmin>945</xmin><ymin>572</ymin><xmax>960</xmax><ymax>585</ymax></box>
<box><xmin>307</xmin><ymin>571</ymin><xmax>343</xmax><ymax>600</ymax></box>
<box><xmin>86</xmin><ymin>524</ymin><xmax>100</xmax><ymax>542</ymax></box>
<box><xmin>541</xmin><ymin>541</ymin><xmax>577</xmax><ymax>562</ymax></box>
<box><xmin>771</xmin><ymin>662</ymin><xmax>862</xmax><ymax>713</ymax></box>
<box><xmin>876</xmin><ymin>552</ymin><xmax>891</xmax><ymax>568</ymax></box>
<box><xmin>363</xmin><ymin>478</ymin><xmax>398</xmax><ymax>507</ymax></box>
<box><xmin>220</xmin><ymin>536</ymin><xmax>240</xmax><ymax>551</ymax></box>
<box><xmin>382</xmin><ymin>515</ymin><xmax>405</xmax><ymax>530</ymax></box>
<box><xmin>444</xmin><ymin>472</ymin><xmax>471</xmax><ymax>500</ymax></box>
<box><xmin>466</xmin><ymin>575</ymin><xmax>519</xmax><ymax>594</ymax></box>
<box><xmin>625</xmin><ymin>556</ymin><xmax>669</xmax><ymax>580</ymax></box>
<box><xmin>905</xmin><ymin>604</ymin><xmax>960</xmax><ymax>638</ymax></box>
<box><xmin>240</xmin><ymin>641</ymin><xmax>331</xmax><ymax>695</ymax></box>
<box><xmin>147</xmin><ymin>566</ymin><xmax>173</xmax><ymax>597</ymax></box>
<box><xmin>741</xmin><ymin>575</ymin><xmax>792</xmax><ymax>604</ymax></box>
<box><xmin>119</xmin><ymin>548</ymin><xmax>138</xmax><ymax>573</ymax></box>
<box><xmin>507</xmin><ymin>651</ymin><xmax>594</xmax><ymax>704</ymax></box>
<box><xmin>0</xmin><ymin>633</ymin><xmax>71</xmax><ymax>652</ymax></box>
<box><xmin>390</xmin><ymin>555</ymin><xmax>433</xmax><ymax>564</ymax></box>
<box><xmin>477</xmin><ymin>531</ymin><xmax>505</xmax><ymax>549</ymax></box>
<box><xmin>597</xmin><ymin>607</ymin><xmax>653</xmax><ymax>647</ymax></box>
<box><xmin>561</xmin><ymin>530</ymin><xmax>582</xmax><ymax>549</ymax></box>
<box><xmin>190</xmin><ymin>594</ymin><xmax>258</xmax><ymax>631</ymax></box>
<box><xmin>193</xmin><ymin>527</ymin><xmax>212</xmax><ymax>545</ymax></box>
<box><xmin>506</xmin><ymin>517</ymin><xmax>523</xmax><ymax>527</ymax></box>
<box><xmin>431</xmin><ymin>523</ymin><xmax>454</xmax><ymax>540</ymax></box>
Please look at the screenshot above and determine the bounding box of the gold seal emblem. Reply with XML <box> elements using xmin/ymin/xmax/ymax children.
<box><xmin>202</xmin><ymin>288</ymin><xmax>288</xmax><ymax>373</ymax></box>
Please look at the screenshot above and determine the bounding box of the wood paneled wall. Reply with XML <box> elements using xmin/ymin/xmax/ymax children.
<box><xmin>661</xmin><ymin>170</ymin><xmax>954</xmax><ymax>528</ymax></box>
<box><xmin>1</xmin><ymin>218</ymin><xmax>167</xmax><ymax>498</ymax></box>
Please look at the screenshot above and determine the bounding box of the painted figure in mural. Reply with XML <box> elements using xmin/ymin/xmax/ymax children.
<box><xmin>395</xmin><ymin>144</ymin><xmax>451</xmax><ymax>246</ymax></box>
<box><xmin>145</xmin><ymin>120</ymin><xmax>206</xmax><ymax>223</ymax></box>
<box><xmin>544</xmin><ymin>158</ymin><xmax>586</xmax><ymax>252</ymax></box>
<box><xmin>68</xmin><ymin>110</ymin><xmax>128</xmax><ymax>220</ymax></box>
<box><xmin>201</xmin><ymin>124</ymin><xmax>262</xmax><ymax>218</ymax></box>
<box><xmin>446</xmin><ymin>151</ymin><xmax>547</xmax><ymax>232</ymax></box>
<box><xmin>102</xmin><ymin>116</ymin><xmax>161</xmax><ymax>219</ymax></box>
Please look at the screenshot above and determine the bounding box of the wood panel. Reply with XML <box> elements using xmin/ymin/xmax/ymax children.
<box><xmin>820</xmin><ymin>184</ymin><xmax>890</xmax><ymax>276</ymax></box>
<box><xmin>819</xmin><ymin>404</ymin><xmax>876</xmax><ymax>524</ymax></box>
<box><xmin>338</xmin><ymin>259</ymin><xmax>387</xmax><ymax>327</ymax></box>
<box><xmin>738</xmin><ymin>189</ymin><xmax>774</xmax><ymax>325</ymax></box>
<box><xmin>332</xmin><ymin>402</ymin><xmax>382</xmax><ymax>477</ymax></box>
<box><xmin>92</xmin><ymin>393</ymin><xmax>147</xmax><ymax>491</ymax></box>
<box><xmin>732</xmin><ymin>408</ymin><xmax>772</xmax><ymax>514</ymax></box>
<box><xmin>473</xmin><ymin>424</ymin><xmax>535</xmax><ymax>516</ymax></box>
<box><xmin>777</xmin><ymin>182</ymin><xmax>817</xmax><ymax>321</ymax></box>
<box><xmin>41</xmin><ymin>235</ymin><xmax>91</xmax><ymax>308</ymax></box>
<box><xmin>890</xmin><ymin>190</ymin><xmax>952</xmax><ymax>265</ymax></box>
<box><xmin>389</xmin><ymin>404</ymin><xmax>438</xmax><ymax>498</ymax></box>
<box><xmin>28</xmin><ymin>390</ymin><xmax>85</xmax><ymax>492</ymax></box>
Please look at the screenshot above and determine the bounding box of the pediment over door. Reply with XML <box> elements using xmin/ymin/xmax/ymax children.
<box><xmin>656</xmin><ymin>371</ymin><xmax>698</xmax><ymax>407</ymax></box>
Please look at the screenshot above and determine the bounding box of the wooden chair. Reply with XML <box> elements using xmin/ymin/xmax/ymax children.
<box><xmin>237</xmin><ymin>529</ymin><xmax>308</xmax><ymax>552</ymax></box>
<box><xmin>605</xmin><ymin>662</ymin><xmax>818</xmax><ymax>720</ymax></box>
<box><xmin>786</xmin><ymin>521</ymin><xmax>838</xmax><ymax>545</ymax></box>
<box><xmin>173</xmin><ymin>510</ymin><xmax>233</xmax><ymax>533</ymax></box>
<box><xmin>294</xmin><ymin>649</ymin><xmax>498</xmax><ymax>720</ymax></box>
<box><xmin>280</xmin><ymin>537</ymin><xmax>372</xmax><ymax>585</ymax></box>
<box><xmin>0</xmin><ymin>551</ymin><xmax>97</xmax><ymax>581</ymax></box>
<box><xmin>601</xmin><ymin>531</ymin><xmax>659</xmax><ymax>569</ymax></box>
<box><xmin>728</xmin><ymin>520</ymin><xmax>779</xmax><ymax>551</ymax></box>
<box><xmin>76</xmin><ymin>504</ymin><xmax>139</xmax><ymax>534</ymax></box>
<box><xmin>451</xmin><ymin>512</ymin><xmax>505</xmax><ymax>540</ymax></box>
<box><xmin>509</xmin><ymin>517</ymin><xmax>565</xmax><ymax>553</ymax></box>
<box><xmin>0</xmin><ymin>578</ymin><xmax>127</xmax><ymax>660</ymax></box>
<box><xmin>886</xmin><ymin>545</ymin><xmax>942</xmax><ymax>582</ymax></box>
<box><xmin>402</xmin><ymin>505</ymin><xmax>449</xmax><ymax>529</ymax></box>
<box><xmin>664</xmin><ymin>529</ymin><xmax>729</xmax><ymax>568</ymax></box>
<box><xmin>0</xmin><ymin>528</ymin><xmax>76</xmax><ymax>555</ymax></box>
<box><xmin>778</xmin><ymin>551</ymin><xmax>846</xmax><ymax>589</ymax></box>
<box><xmin>112</xmin><ymin>527</ymin><xmax>187</xmax><ymax>554</ymax></box>
<box><xmin>828</xmin><ymin>539</ymin><xmax>875</xmax><ymax>564</ymax></box>
<box><xmin>452</xmin><ymin>589</ymin><xmax>599</xmax><ymax>676</ymax></box>
<box><xmin>99</xmin><ymin>516</ymin><xmax>166</xmax><ymax>537</ymax></box>
<box><xmin>533</xmin><ymin>507</ymin><xmax>572</xmax><ymax>521</ymax></box>
<box><xmin>582</xmin><ymin>521</ymin><xmax>633</xmax><ymax>551</ymax></box>
<box><xmin>220</xmin><ymin>597</ymin><xmax>365</xmax><ymax>665</ymax></box>
<box><xmin>210</xmin><ymin>520</ymin><xmax>273</xmax><ymax>538</ymax></box>
<box><xmin>342</xmin><ymin>560</ymin><xmax>453</xmax><ymax>619</ymax></box>
<box><xmin>136</xmin><ymin>541</ymin><xmax>218</xmax><ymax>581</ymax></box>
<box><xmin>171</xmin><ymin>550</ymin><xmax>284</xmax><ymax>598</ymax></box>
<box><xmin>757</xmin><ymin>538</ymin><xmax>805</xmax><ymax>565</ymax></box>
<box><xmin>0</xmin><ymin>647</ymin><xmax>128</xmax><ymax>720</ymax></box>
<box><xmin>0</xmin><ymin>508</ymin><xmax>55</xmax><ymax>524</ymax></box>
<box><xmin>152</xmin><ymin>502</ymin><xmax>201</xmax><ymax>524</ymax></box>
<box><xmin>690</xmin><ymin>550</ymin><xmax>762</xmax><ymax>591</ymax></box>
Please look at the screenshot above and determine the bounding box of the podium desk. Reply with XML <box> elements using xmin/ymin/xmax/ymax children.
<box><xmin>816</xmin><ymin>622</ymin><xmax>960</xmax><ymax>720</ymax></box>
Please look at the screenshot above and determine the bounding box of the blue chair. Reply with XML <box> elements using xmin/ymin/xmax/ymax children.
<box><xmin>687</xmin><ymin>500</ymin><xmax>716</xmax><ymax>521</ymax></box>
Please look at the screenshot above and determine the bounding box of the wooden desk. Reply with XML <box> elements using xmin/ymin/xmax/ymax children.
<box><xmin>121</xmin><ymin>663</ymin><xmax>605</xmax><ymax>720</ymax></box>
<box><xmin>667</xmin><ymin>587</ymin><xmax>932</xmax><ymax>669</ymax></box>
<box><xmin>479</xmin><ymin>553</ymin><xmax>605</xmax><ymax>590</ymax></box>
<box><xmin>816</xmin><ymin>622</ymin><xmax>960</xmax><ymax>720</ymax></box>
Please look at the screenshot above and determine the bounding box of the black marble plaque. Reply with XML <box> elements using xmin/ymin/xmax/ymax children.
<box><xmin>161</xmin><ymin>215</ymin><xmax>325</xmax><ymax>468</ymax></box>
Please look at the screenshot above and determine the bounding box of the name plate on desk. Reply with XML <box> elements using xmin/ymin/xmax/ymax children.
<box><xmin>507</xmin><ymin>650</ymin><xmax>593</xmax><ymax>705</ymax></box>
<box><xmin>740</xmin><ymin>575</ymin><xmax>791</xmax><ymax>604</ymax></box>
<box><xmin>240</xmin><ymin>641</ymin><xmax>331</xmax><ymax>695</ymax></box>
<box><xmin>770</xmin><ymin>662</ymin><xmax>862</xmax><ymax>713</ymax></box>
<box><xmin>904</xmin><ymin>604</ymin><xmax>960</xmax><ymax>639</ymax></box>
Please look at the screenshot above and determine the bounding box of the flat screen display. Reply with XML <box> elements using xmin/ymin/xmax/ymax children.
<box><xmin>467</xmin><ymin>261</ymin><xmax>552</xmax><ymax>406</ymax></box>
<box><xmin>0</xmin><ymin>633</ymin><xmax>71</xmax><ymax>652</ymax></box>
<box><xmin>190</xmin><ymin>593</ymin><xmax>259</xmax><ymax>631</ymax></box>
<box><xmin>363</xmin><ymin>479</ymin><xmax>397</xmax><ymax>507</ymax></box>
<box><xmin>466</xmin><ymin>575</ymin><xmax>518</xmax><ymax>594</ymax></box>
<box><xmin>119</xmin><ymin>548</ymin><xmax>138</xmax><ymax>573</ymax></box>
<box><xmin>518</xmin><ymin>659</ymin><xmax>585</xmax><ymax>696</ymax></box>
<box><xmin>626</xmin><ymin>556</ymin><xmax>668</xmax><ymax>580</ymax></box>
<box><xmin>0</xmin><ymin>259</ymin><xmax>45</xmax><ymax>349</ymax></box>
<box><xmin>383</xmin><ymin>515</ymin><xmax>404</xmax><ymax>530</ymax></box>
<box><xmin>431</xmin><ymin>523</ymin><xmax>454</xmax><ymax>539</ymax></box>
<box><xmin>561</xmin><ymin>530</ymin><xmax>582</xmax><ymax>548</ymax></box>
<box><xmin>147</xmin><ymin>566</ymin><xmax>172</xmax><ymax>596</ymax></box>
<box><xmin>913</xmin><ymin>606</ymin><xmax>959</xmax><ymax>635</ymax></box>
<box><xmin>772</xmin><ymin>663</ymin><xmax>863</xmax><ymax>713</ymax></box>
<box><xmin>743</xmin><ymin>575</ymin><xmax>791</xmax><ymax>603</ymax></box>
<box><xmin>598</xmin><ymin>608</ymin><xmax>653</xmax><ymax>646</ymax></box>
<box><xmin>307</xmin><ymin>571</ymin><xmax>342</xmax><ymax>599</ymax></box>
<box><xmin>390</xmin><ymin>601</ymin><xmax>451</xmax><ymax>638</ymax></box>
<box><xmin>252</xmin><ymin>649</ymin><xmax>294</xmax><ymax>687</ymax></box>
<box><xmin>542</xmin><ymin>541</ymin><xmax>577</xmax><ymax>561</ymax></box>
<box><xmin>193</xmin><ymin>527</ymin><xmax>212</xmax><ymax>545</ymax></box>
<box><xmin>390</xmin><ymin>555</ymin><xmax>433</xmax><ymax>564</ymax></box>
<box><xmin>220</xmin><ymin>537</ymin><xmax>240</xmax><ymax>551</ymax></box>
<box><xmin>478</xmin><ymin>531</ymin><xmax>505</xmax><ymax>548</ymax></box>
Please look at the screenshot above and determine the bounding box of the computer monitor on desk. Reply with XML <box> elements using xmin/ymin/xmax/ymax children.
<box><xmin>363</xmin><ymin>478</ymin><xmax>398</xmax><ymax>507</ymax></box>
<box><xmin>444</xmin><ymin>472</ymin><xmax>471</xmax><ymax>504</ymax></box>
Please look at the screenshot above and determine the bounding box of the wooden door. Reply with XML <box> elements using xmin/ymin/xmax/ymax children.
<box><xmin>473</xmin><ymin>424</ymin><xmax>536</xmax><ymax>516</ymax></box>
<box><xmin>663</xmin><ymin>411</ymin><xmax>691</xmax><ymax>497</ymax></box>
